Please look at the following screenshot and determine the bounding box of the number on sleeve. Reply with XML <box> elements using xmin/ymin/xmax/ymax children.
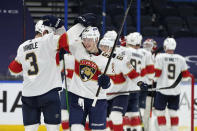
<box><xmin>25</xmin><ymin>52</ymin><xmax>39</xmax><ymax>75</ymax></box>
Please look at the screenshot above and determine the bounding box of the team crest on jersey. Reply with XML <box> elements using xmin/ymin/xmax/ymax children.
<box><xmin>79</xmin><ymin>59</ymin><xmax>98</xmax><ymax>82</ymax></box>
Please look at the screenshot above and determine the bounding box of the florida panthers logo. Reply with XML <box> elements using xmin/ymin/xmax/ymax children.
<box><xmin>79</xmin><ymin>59</ymin><xmax>98</xmax><ymax>82</ymax></box>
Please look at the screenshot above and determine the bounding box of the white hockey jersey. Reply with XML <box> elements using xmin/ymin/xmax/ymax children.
<box><xmin>139</xmin><ymin>48</ymin><xmax>155</xmax><ymax>85</ymax></box>
<box><xmin>9</xmin><ymin>33</ymin><xmax>62</xmax><ymax>96</ymax></box>
<box><xmin>124</xmin><ymin>47</ymin><xmax>147</xmax><ymax>91</ymax></box>
<box><xmin>105</xmin><ymin>47</ymin><xmax>139</xmax><ymax>100</ymax></box>
<box><xmin>155</xmin><ymin>53</ymin><xmax>190</xmax><ymax>95</ymax></box>
<box><xmin>59</xmin><ymin>24</ymin><xmax>110</xmax><ymax>99</ymax></box>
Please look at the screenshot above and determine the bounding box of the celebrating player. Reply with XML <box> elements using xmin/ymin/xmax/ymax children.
<box><xmin>99</xmin><ymin>30</ymin><xmax>139</xmax><ymax>131</ymax></box>
<box><xmin>57</xmin><ymin>13</ymin><xmax>114</xmax><ymax>131</ymax></box>
<box><xmin>123</xmin><ymin>32</ymin><xmax>147</xmax><ymax>131</ymax></box>
<box><xmin>8</xmin><ymin>16</ymin><xmax>65</xmax><ymax>131</ymax></box>
<box><xmin>154</xmin><ymin>37</ymin><xmax>191</xmax><ymax>131</ymax></box>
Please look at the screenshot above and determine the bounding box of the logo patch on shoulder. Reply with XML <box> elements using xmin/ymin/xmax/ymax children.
<box><xmin>79</xmin><ymin>59</ymin><xmax>98</xmax><ymax>82</ymax></box>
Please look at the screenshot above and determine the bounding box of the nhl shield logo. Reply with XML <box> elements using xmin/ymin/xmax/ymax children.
<box><xmin>79</xmin><ymin>59</ymin><xmax>98</xmax><ymax>82</ymax></box>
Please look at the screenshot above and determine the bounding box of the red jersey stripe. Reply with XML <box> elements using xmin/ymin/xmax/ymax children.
<box><xmin>66</xmin><ymin>69</ymin><xmax>74</xmax><ymax>79</ymax></box>
<box><xmin>58</xmin><ymin>33</ymin><xmax>70</xmax><ymax>53</ymax></box>
<box><xmin>109</xmin><ymin>73</ymin><xmax>126</xmax><ymax>84</ymax></box>
<box><xmin>8</xmin><ymin>60</ymin><xmax>22</xmax><ymax>73</ymax></box>
<box><xmin>155</xmin><ymin>68</ymin><xmax>162</xmax><ymax>77</ymax></box>
<box><xmin>182</xmin><ymin>70</ymin><xmax>191</xmax><ymax>78</ymax></box>
<box><xmin>127</xmin><ymin>69</ymin><xmax>139</xmax><ymax>80</ymax></box>
<box><xmin>141</xmin><ymin>68</ymin><xmax>147</xmax><ymax>77</ymax></box>
<box><xmin>146</xmin><ymin>65</ymin><xmax>155</xmax><ymax>74</ymax></box>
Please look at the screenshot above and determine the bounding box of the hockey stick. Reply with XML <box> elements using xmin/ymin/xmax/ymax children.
<box><xmin>144</xmin><ymin>81</ymin><xmax>154</xmax><ymax>131</ymax></box>
<box><xmin>62</xmin><ymin>54</ymin><xmax>70</xmax><ymax>112</ymax></box>
<box><xmin>107</xmin><ymin>73</ymin><xmax>182</xmax><ymax>95</ymax></box>
<box><xmin>92</xmin><ymin>0</ymin><xmax>133</xmax><ymax>107</ymax></box>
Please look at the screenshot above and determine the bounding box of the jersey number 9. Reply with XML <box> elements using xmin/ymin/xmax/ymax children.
<box><xmin>168</xmin><ymin>64</ymin><xmax>175</xmax><ymax>79</ymax></box>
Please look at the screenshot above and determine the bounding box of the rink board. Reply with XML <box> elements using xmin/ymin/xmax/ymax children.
<box><xmin>0</xmin><ymin>81</ymin><xmax>196</xmax><ymax>131</ymax></box>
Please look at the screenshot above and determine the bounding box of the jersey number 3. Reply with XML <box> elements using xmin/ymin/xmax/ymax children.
<box><xmin>25</xmin><ymin>52</ymin><xmax>39</xmax><ymax>75</ymax></box>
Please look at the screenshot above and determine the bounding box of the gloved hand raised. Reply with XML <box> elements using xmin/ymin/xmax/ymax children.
<box><xmin>98</xmin><ymin>74</ymin><xmax>111</xmax><ymax>89</ymax></box>
<box><xmin>42</xmin><ymin>15</ymin><xmax>64</xmax><ymax>29</ymax></box>
<box><xmin>74</xmin><ymin>13</ymin><xmax>97</xmax><ymax>27</ymax></box>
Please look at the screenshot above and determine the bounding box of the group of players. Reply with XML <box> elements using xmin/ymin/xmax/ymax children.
<box><xmin>8</xmin><ymin>13</ymin><xmax>191</xmax><ymax>131</ymax></box>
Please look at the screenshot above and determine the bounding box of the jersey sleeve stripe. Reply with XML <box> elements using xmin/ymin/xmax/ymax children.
<box><xmin>8</xmin><ymin>60</ymin><xmax>23</xmax><ymax>74</ymax></box>
<box><xmin>66</xmin><ymin>69</ymin><xmax>74</xmax><ymax>79</ymax></box>
<box><xmin>56</xmin><ymin>52</ymin><xmax>60</xmax><ymax>66</ymax></box>
<box><xmin>109</xmin><ymin>73</ymin><xmax>126</xmax><ymax>84</ymax></box>
<box><xmin>146</xmin><ymin>65</ymin><xmax>155</xmax><ymax>74</ymax></box>
<box><xmin>181</xmin><ymin>70</ymin><xmax>191</xmax><ymax>78</ymax></box>
<box><xmin>58</xmin><ymin>33</ymin><xmax>70</xmax><ymax>53</ymax></box>
<box><xmin>155</xmin><ymin>68</ymin><xmax>162</xmax><ymax>77</ymax></box>
<box><xmin>127</xmin><ymin>69</ymin><xmax>139</xmax><ymax>80</ymax></box>
<box><xmin>141</xmin><ymin>68</ymin><xmax>147</xmax><ymax>77</ymax></box>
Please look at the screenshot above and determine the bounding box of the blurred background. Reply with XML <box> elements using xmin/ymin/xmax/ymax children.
<box><xmin>0</xmin><ymin>0</ymin><xmax>197</xmax><ymax>80</ymax></box>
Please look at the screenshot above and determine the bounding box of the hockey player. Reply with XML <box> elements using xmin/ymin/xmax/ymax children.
<box><xmin>8</xmin><ymin>16</ymin><xmax>65</xmax><ymax>131</ymax></box>
<box><xmin>57</xmin><ymin>13</ymin><xmax>115</xmax><ymax>130</ymax></box>
<box><xmin>143</xmin><ymin>38</ymin><xmax>157</xmax><ymax>53</ymax></box>
<box><xmin>141</xmin><ymin>38</ymin><xmax>157</xmax><ymax>131</ymax></box>
<box><xmin>139</xmin><ymin>39</ymin><xmax>155</xmax><ymax>113</ymax></box>
<box><xmin>154</xmin><ymin>38</ymin><xmax>191</xmax><ymax>131</ymax></box>
<box><xmin>123</xmin><ymin>32</ymin><xmax>147</xmax><ymax>131</ymax></box>
<box><xmin>99</xmin><ymin>31</ymin><xmax>139</xmax><ymax>131</ymax></box>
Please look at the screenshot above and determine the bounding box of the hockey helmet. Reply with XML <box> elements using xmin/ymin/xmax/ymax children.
<box><xmin>143</xmin><ymin>38</ymin><xmax>156</xmax><ymax>51</ymax></box>
<box><xmin>99</xmin><ymin>38</ymin><xmax>114</xmax><ymax>48</ymax></box>
<box><xmin>81</xmin><ymin>26</ymin><xmax>100</xmax><ymax>42</ymax></box>
<box><xmin>35</xmin><ymin>20</ymin><xmax>55</xmax><ymax>34</ymax></box>
<box><xmin>163</xmin><ymin>37</ymin><xmax>176</xmax><ymax>50</ymax></box>
<box><xmin>104</xmin><ymin>30</ymin><xmax>117</xmax><ymax>41</ymax></box>
<box><xmin>126</xmin><ymin>32</ymin><xmax>142</xmax><ymax>46</ymax></box>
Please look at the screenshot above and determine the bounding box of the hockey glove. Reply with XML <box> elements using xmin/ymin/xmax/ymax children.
<box><xmin>42</xmin><ymin>15</ymin><xmax>64</xmax><ymax>29</ymax></box>
<box><xmin>98</xmin><ymin>74</ymin><xmax>111</xmax><ymax>89</ymax></box>
<box><xmin>137</xmin><ymin>81</ymin><xmax>149</xmax><ymax>91</ymax></box>
<box><xmin>74</xmin><ymin>13</ymin><xmax>97</xmax><ymax>27</ymax></box>
<box><xmin>59</xmin><ymin>48</ymin><xmax>69</xmax><ymax>61</ymax></box>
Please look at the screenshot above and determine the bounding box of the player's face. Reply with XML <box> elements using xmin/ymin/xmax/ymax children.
<box><xmin>143</xmin><ymin>43</ymin><xmax>153</xmax><ymax>51</ymax></box>
<box><xmin>99</xmin><ymin>45</ymin><xmax>110</xmax><ymax>53</ymax></box>
<box><xmin>83</xmin><ymin>38</ymin><xmax>98</xmax><ymax>53</ymax></box>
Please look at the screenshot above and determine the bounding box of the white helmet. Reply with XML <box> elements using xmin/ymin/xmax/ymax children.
<box><xmin>35</xmin><ymin>20</ymin><xmax>55</xmax><ymax>35</ymax></box>
<box><xmin>104</xmin><ymin>30</ymin><xmax>117</xmax><ymax>41</ymax></box>
<box><xmin>81</xmin><ymin>26</ymin><xmax>100</xmax><ymax>42</ymax></box>
<box><xmin>99</xmin><ymin>38</ymin><xmax>114</xmax><ymax>48</ymax></box>
<box><xmin>143</xmin><ymin>38</ymin><xmax>155</xmax><ymax>52</ymax></box>
<box><xmin>163</xmin><ymin>37</ymin><xmax>176</xmax><ymax>50</ymax></box>
<box><xmin>126</xmin><ymin>32</ymin><xmax>142</xmax><ymax>46</ymax></box>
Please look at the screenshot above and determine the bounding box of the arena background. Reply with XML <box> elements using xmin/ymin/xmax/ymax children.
<box><xmin>0</xmin><ymin>0</ymin><xmax>196</xmax><ymax>130</ymax></box>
